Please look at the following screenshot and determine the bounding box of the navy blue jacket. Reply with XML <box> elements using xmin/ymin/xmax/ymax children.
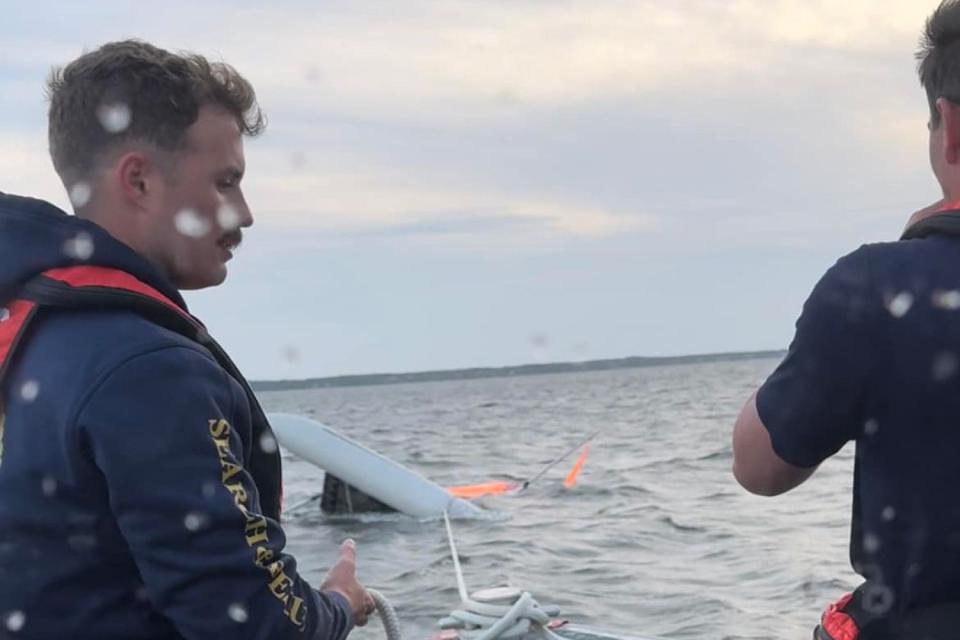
<box><xmin>0</xmin><ymin>193</ymin><xmax>353</xmax><ymax>639</ymax></box>
<box><xmin>758</xmin><ymin>215</ymin><xmax>960</xmax><ymax>616</ymax></box>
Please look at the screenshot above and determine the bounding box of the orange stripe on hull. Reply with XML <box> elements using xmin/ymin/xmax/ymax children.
<box><xmin>447</xmin><ymin>481</ymin><xmax>519</xmax><ymax>499</ymax></box>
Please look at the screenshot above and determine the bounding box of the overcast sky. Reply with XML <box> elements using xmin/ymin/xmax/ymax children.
<box><xmin>0</xmin><ymin>1</ymin><xmax>942</xmax><ymax>379</ymax></box>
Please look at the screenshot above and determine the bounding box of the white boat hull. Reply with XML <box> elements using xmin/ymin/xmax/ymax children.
<box><xmin>268</xmin><ymin>413</ymin><xmax>480</xmax><ymax>518</ymax></box>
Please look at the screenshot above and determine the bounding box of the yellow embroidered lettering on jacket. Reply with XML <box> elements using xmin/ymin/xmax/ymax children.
<box><xmin>244</xmin><ymin>515</ymin><xmax>269</xmax><ymax>546</ymax></box>
<box><xmin>225</xmin><ymin>482</ymin><xmax>247</xmax><ymax>506</ymax></box>
<box><xmin>208</xmin><ymin>418</ymin><xmax>230</xmax><ymax>438</ymax></box>
<box><xmin>268</xmin><ymin>563</ymin><xmax>294</xmax><ymax>598</ymax></box>
<box><xmin>255</xmin><ymin>546</ymin><xmax>275</xmax><ymax>568</ymax></box>
<box><xmin>208</xmin><ymin>418</ymin><xmax>306</xmax><ymax>627</ymax></box>
<box><xmin>220</xmin><ymin>461</ymin><xmax>242</xmax><ymax>483</ymax></box>
<box><xmin>287</xmin><ymin>596</ymin><xmax>305</xmax><ymax>624</ymax></box>
<box><xmin>267</xmin><ymin>560</ymin><xmax>307</xmax><ymax>623</ymax></box>
<box><xmin>212</xmin><ymin>438</ymin><xmax>231</xmax><ymax>461</ymax></box>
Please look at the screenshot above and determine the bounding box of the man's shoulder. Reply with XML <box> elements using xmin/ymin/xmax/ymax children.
<box><xmin>846</xmin><ymin>237</ymin><xmax>960</xmax><ymax>294</ymax></box>
<box><xmin>25</xmin><ymin>307</ymin><xmax>218</xmax><ymax>381</ymax></box>
<box><xmin>820</xmin><ymin>239</ymin><xmax>960</xmax><ymax>286</ymax></box>
<box><xmin>859</xmin><ymin>236</ymin><xmax>960</xmax><ymax>265</ymax></box>
<box><xmin>808</xmin><ymin>238</ymin><xmax>960</xmax><ymax>326</ymax></box>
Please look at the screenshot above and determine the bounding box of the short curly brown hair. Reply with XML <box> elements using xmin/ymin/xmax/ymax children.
<box><xmin>47</xmin><ymin>39</ymin><xmax>265</xmax><ymax>184</ymax></box>
<box><xmin>919</xmin><ymin>1</ymin><xmax>960</xmax><ymax>128</ymax></box>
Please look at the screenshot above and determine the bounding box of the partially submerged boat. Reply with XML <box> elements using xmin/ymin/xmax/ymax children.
<box><xmin>268</xmin><ymin>412</ymin><xmax>480</xmax><ymax>517</ymax></box>
<box><xmin>270</xmin><ymin>413</ymin><xmax>660</xmax><ymax>640</ymax></box>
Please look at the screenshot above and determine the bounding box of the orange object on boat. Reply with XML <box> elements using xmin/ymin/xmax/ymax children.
<box><xmin>447</xmin><ymin>481</ymin><xmax>519</xmax><ymax>499</ymax></box>
<box><xmin>563</xmin><ymin>445</ymin><xmax>590</xmax><ymax>489</ymax></box>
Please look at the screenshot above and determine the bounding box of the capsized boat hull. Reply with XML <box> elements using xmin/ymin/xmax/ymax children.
<box><xmin>268</xmin><ymin>412</ymin><xmax>480</xmax><ymax>518</ymax></box>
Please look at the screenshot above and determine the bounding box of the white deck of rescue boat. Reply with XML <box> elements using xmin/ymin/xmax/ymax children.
<box><xmin>554</xmin><ymin>624</ymin><xmax>664</xmax><ymax>640</ymax></box>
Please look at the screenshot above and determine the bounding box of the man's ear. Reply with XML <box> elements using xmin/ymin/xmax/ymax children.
<box><xmin>114</xmin><ymin>151</ymin><xmax>155</xmax><ymax>207</ymax></box>
<box><xmin>937</xmin><ymin>97</ymin><xmax>960</xmax><ymax>164</ymax></box>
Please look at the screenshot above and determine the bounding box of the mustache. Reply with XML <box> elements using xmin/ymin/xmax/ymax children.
<box><xmin>219</xmin><ymin>231</ymin><xmax>243</xmax><ymax>249</ymax></box>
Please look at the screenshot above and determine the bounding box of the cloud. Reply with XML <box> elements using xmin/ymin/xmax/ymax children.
<box><xmin>0</xmin><ymin>129</ymin><xmax>655</xmax><ymax>249</ymax></box>
<box><xmin>0</xmin><ymin>0</ymin><xmax>943</xmax><ymax>377</ymax></box>
<box><xmin>246</xmin><ymin>147</ymin><xmax>655</xmax><ymax>240</ymax></box>
<box><xmin>0</xmin><ymin>0</ymin><xmax>935</xmax><ymax>253</ymax></box>
<box><xmin>190</xmin><ymin>0</ymin><xmax>933</xmax><ymax>124</ymax></box>
<box><xmin>0</xmin><ymin>132</ymin><xmax>69</xmax><ymax>210</ymax></box>
<box><xmin>1</xmin><ymin>0</ymin><xmax>919</xmax><ymax>128</ymax></box>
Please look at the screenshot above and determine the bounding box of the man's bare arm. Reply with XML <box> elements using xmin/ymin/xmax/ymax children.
<box><xmin>732</xmin><ymin>392</ymin><xmax>817</xmax><ymax>496</ymax></box>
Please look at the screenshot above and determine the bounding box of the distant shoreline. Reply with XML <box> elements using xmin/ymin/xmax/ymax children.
<box><xmin>251</xmin><ymin>349</ymin><xmax>785</xmax><ymax>392</ymax></box>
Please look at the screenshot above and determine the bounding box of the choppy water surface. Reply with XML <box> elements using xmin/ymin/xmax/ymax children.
<box><xmin>262</xmin><ymin>357</ymin><xmax>857</xmax><ymax>640</ymax></box>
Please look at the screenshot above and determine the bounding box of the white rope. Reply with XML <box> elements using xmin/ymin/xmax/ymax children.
<box><xmin>363</xmin><ymin>509</ymin><xmax>566</xmax><ymax>640</ymax></box>
<box><xmin>439</xmin><ymin>589</ymin><xmax>564</xmax><ymax>640</ymax></box>
<box><xmin>440</xmin><ymin>509</ymin><xmax>564</xmax><ymax>640</ymax></box>
<box><xmin>369</xmin><ymin>588</ymin><xmax>403</xmax><ymax>640</ymax></box>
<box><xmin>444</xmin><ymin>508</ymin><xmax>470</xmax><ymax>603</ymax></box>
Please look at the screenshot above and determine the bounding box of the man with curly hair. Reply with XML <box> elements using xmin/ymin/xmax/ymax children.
<box><xmin>0</xmin><ymin>40</ymin><xmax>373</xmax><ymax>639</ymax></box>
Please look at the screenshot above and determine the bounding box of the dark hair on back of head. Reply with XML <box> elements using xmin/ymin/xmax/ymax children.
<box><xmin>918</xmin><ymin>0</ymin><xmax>960</xmax><ymax>127</ymax></box>
<box><xmin>47</xmin><ymin>39</ymin><xmax>265</xmax><ymax>185</ymax></box>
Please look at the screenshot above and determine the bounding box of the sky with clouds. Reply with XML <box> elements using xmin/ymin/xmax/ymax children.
<box><xmin>0</xmin><ymin>1</ymin><xmax>944</xmax><ymax>379</ymax></box>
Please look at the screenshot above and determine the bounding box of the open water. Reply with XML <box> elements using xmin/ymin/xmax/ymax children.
<box><xmin>263</xmin><ymin>356</ymin><xmax>858</xmax><ymax>640</ymax></box>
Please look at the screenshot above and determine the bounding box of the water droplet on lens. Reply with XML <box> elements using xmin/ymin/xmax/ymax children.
<box><xmin>282</xmin><ymin>345</ymin><xmax>300</xmax><ymax>364</ymax></box>
<box><xmin>933</xmin><ymin>289</ymin><xmax>960</xmax><ymax>310</ymax></box>
<box><xmin>882</xmin><ymin>506</ymin><xmax>896</xmax><ymax>522</ymax></box>
<box><xmin>63</xmin><ymin>232</ymin><xmax>95</xmax><ymax>261</ymax></box>
<box><xmin>886</xmin><ymin>292</ymin><xmax>914</xmax><ymax>318</ymax></box>
<box><xmin>174</xmin><ymin>209</ymin><xmax>212</xmax><ymax>238</ymax></box>
<box><xmin>97</xmin><ymin>103</ymin><xmax>132</xmax><ymax>133</ymax></box>
<box><xmin>184</xmin><ymin>512</ymin><xmax>209</xmax><ymax>532</ymax></box>
<box><xmin>69</xmin><ymin>182</ymin><xmax>92</xmax><ymax>208</ymax></box>
<box><xmin>529</xmin><ymin>333</ymin><xmax>549</xmax><ymax>348</ymax></box>
<box><xmin>19</xmin><ymin>381</ymin><xmax>39</xmax><ymax>403</ymax></box>
<box><xmin>5</xmin><ymin>610</ymin><xmax>25</xmax><ymax>632</ymax></box>
<box><xmin>864</xmin><ymin>418</ymin><xmax>879</xmax><ymax>436</ymax></box>
<box><xmin>67</xmin><ymin>534</ymin><xmax>97</xmax><ymax>551</ymax></box>
<box><xmin>933</xmin><ymin>352</ymin><xmax>958</xmax><ymax>382</ymax></box>
<box><xmin>259</xmin><ymin>434</ymin><xmax>278</xmax><ymax>454</ymax></box>
<box><xmin>217</xmin><ymin>204</ymin><xmax>241</xmax><ymax>231</ymax></box>
<box><xmin>41</xmin><ymin>476</ymin><xmax>57</xmax><ymax>497</ymax></box>
<box><xmin>202</xmin><ymin>482</ymin><xmax>217</xmax><ymax>498</ymax></box>
<box><xmin>864</xmin><ymin>533</ymin><xmax>882</xmax><ymax>554</ymax></box>
<box><xmin>135</xmin><ymin>585</ymin><xmax>150</xmax><ymax>602</ymax></box>
<box><xmin>228</xmin><ymin>602</ymin><xmax>248</xmax><ymax>623</ymax></box>
<box><xmin>304</xmin><ymin>65</ymin><xmax>321</xmax><ymax>83</ymax></box>
<box><xmin>862</xmin><ymin>583</ymin><xmax>894</xmax><ymax>615</ymax></box>
<box><xmin>289</xmin><ymin>151</ymin><xmax>307</xmax><ymax>169</ymax></box>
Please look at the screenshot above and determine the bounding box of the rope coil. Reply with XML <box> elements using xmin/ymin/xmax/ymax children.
<box><xmin>439</xmin><ymin>510</ymin><xmax>564</xmax><ymax>640</ymax></box>
<box><xmin>365</xmin><ymin>509</ymin><xmax>566</xmax><ymax>640</ymax></box>
<box><xmin>439</xmin><ymin>587</ymin><xmax>563</xmax><ymax>640</ymax></box>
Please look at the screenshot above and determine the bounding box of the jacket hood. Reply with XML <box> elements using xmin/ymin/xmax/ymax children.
<box><xmin>0</xmin><ymin>192</ymin><xmax>186</xmax><ymax>309</ymax></box>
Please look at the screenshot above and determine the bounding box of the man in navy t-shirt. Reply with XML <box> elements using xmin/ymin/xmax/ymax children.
<box><xmin>733</xmin><ymin>1</ymin><xmax>960</xmax><ymax>638</ymax></box>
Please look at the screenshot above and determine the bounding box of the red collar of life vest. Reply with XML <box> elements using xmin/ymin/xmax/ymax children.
<box><xmin>1</xmin><ymin>266</ymin><xmax>196</xmax><ymax>379</ymax></box>
<box><xmin>0</xmin><ymin>265</ymin><xmax>283</xmax><ymax>520</ymax></box>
